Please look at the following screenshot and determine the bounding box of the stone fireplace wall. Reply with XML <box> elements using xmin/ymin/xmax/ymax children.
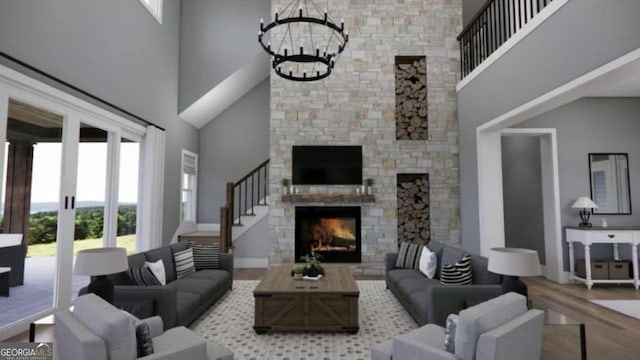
<box><xmin>269</xmin><ymin>0</ymin><xmax>462</xmax><ymax>275</ymax></box>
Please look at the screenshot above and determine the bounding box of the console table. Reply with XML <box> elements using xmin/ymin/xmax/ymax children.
<box><xmin>566</xmin><ymin>227</ymin><xmax>640</xmax><ymax>289</ymax></box>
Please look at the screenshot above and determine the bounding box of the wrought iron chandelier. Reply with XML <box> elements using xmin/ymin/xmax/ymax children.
<box><xmin>258</xmin><ymin>0</ymin><xmax>349</xmax><ymax>82</ymax></box>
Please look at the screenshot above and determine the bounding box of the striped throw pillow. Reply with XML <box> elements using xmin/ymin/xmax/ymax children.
<box><xmin>189</xmin><ymin>242</ymin><xmax>221</xmax><ymax>270</ymax></box>
<box><xmin>128</xmin><ymin>267</ymin><xmax>161</xmax><ymax>286</ymax></box>
<box><xmin>174</xmin><ymin>248</ymin><xmax>196</xmax><ymax>279</ymax></box>
<box><xmin>439</xmin><ymin>254</ymin><xmax>473</xmax><ymax>285</ymax></box>
<box><xmin>395</xmin><ymin>242</ymin><xmax>422</xmax><ymax>269</ymax></box>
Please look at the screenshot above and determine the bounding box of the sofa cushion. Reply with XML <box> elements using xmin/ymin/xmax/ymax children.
<box><xmin>419</xmin><ymin>246</ymin><xmax>438</xmax><ymax>279</ymax></box>
<box><xmin>455</xmin><ymin>292</ymin><xmax>527</xmax><ymax>360</ymax></box>
<box><xmin>145</xmin><ymin>259</ymin><xmax>167</xmax><ymax>285</ymax></box>
<box><xmin>387</xmin><ymin>269</ymin><xmax>426</xmax><ymax>285</ymax></box>
<box><xmin>135</xmin><ymin>321</ymin><xmax>154</xmax><ymax>357</ymax></box>
<box><xmin>470</xmin><ymin>255</ymin><xmax>500</xmax><ymax>285</ymax></box>
<box><xmin>128</xmin><ymin>267</ymin><xmax>162</xmax><ymax>286</ymax></box>
<box><xmin>396</xmin><ymin>276</ymin><xmax>439</xmax><ymax>295</ymax></box>
<box><xmin>189</xmin><ymin>243</ymin><xmax>221</xmax><ymax>270</ymax></box>
<box><xmin>73</xmin><ymin>294</ymin><xmax>136</xmax><ymax>360</ymax></box>
<box><xmin>395</xmin><ymin>242</ymin><xmax>422</xmax><ymax>269</ymax></box>
<box><xmin>168</xmin><ymin>278</ymin><xmax>219</xmax><ymax>298</ymax></box>
<box><xmin>184</xmin><ymin>269</ymin><xmax>232</xmax><ymax>285</ymax></box>
<box><xmin>440</xmin><ymin>254</ymin><xmax>472</xmax><ymax>285</ymax></box>
<box><xmin>444</xmin><ymin>314</ymin><xmax>458</xmax><ymax>353</ymax></box>
<box><xmin>145</xmin><ymin>247</ymin><xmax>177</xmax><ymax>283</ymax></box>
<box><xmin>392</xmin><ymin>324</ymin><xmax>447</xmax><ymax>360</ymax></box>
<box><xmin>176</xmin><ymin>292</ymin><xmax>202</xmax><ymax>323</ymax></box>
<box><xmin>170</xmin><ymin>241</ymin><xmax>190</xmax><ymax>254</ymax></box>
<box><xmin>174</xmin><ymin>248</ymin><xmax>196</xmax><ymax>279</ymax></box>
<box><xmin>128</xmin><ymin>253</ymin><xmax>147</xmax><ymax>269</ymax></box>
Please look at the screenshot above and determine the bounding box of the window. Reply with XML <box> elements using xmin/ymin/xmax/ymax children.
<box><xmin>181</xmin><ymin>149</ymin><xmax>198</xmax><ymax>223</ymax></box>
<box><xmin>138</xmin><ymin>0</ymin><xmax>163</xmax><ymax>24</ymax></box>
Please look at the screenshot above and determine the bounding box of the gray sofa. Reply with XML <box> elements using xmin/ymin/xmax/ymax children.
<box><xmin>385</xmin><ymin>241</ymin><xmax>502</xmax><ymax>327</ymax></box>
<box><xmin>97</xmin><ymin>241</ymin><xmax>233</xmax><ymax>330</ymax></box>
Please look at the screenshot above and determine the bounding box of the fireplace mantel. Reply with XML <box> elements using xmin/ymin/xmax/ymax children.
<box><xmin>281</xmin><ymin>194</ymin><xmax>375</xmax><ymax>204</ymax></box>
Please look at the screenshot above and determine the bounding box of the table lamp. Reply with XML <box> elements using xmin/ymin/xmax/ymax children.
<box><xmin>74</xmin><ymin>247</ymin><xmax>128</xmax><ymax>303</ymax></box>
<box><xmin>571</xmin><ymin>197</ymin><xmax>598</xmax><ymax>228</ymax></box>
<box><xmin>488</xmin><ymin>248</ymin><xmax>542</xmax><ymax>298</ymax></box>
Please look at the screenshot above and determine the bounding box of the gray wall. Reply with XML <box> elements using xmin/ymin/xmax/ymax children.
<box><xmin>511</xmin><ymin>98</ymin><xmax>640</xmax><ymax>267</ymax></box>
<box><xmin>0</xmin><ymin>0</ymin><xmax>199</xmax><ymax>245</ymax></box>
<box><xmin>457</xmin><ymin>0</ymin><xmax>640</xmax><ymax>254</ymax></box>
<box><xmin>178</xmin><ymin>0</ymin><xmax>270</xmax><ymax>112</ymax></box>
<box><xmin>197</xmin><ymin>79</ymin><xmax>270</xmax><ymax>223</ymax></box>
<box><xmin>501</xmin><ymin>136</ymin><xmax>545</xmax><ymax>264</ymax></box>
<box><xmin>233</xmin><ymin>216</ymin><xmax>269</xmax><ymax>260</ymax></box>
<box><xmin>463</xmin><ymin>0</ymin><xmax>485</xmax><ymax>27</ymax></box>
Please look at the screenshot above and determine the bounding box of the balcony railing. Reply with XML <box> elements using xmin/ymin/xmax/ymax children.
<box><xmin>457</xmin><ymin>0</ymin><xmax>554</xmax><ymax>78</ymax></box>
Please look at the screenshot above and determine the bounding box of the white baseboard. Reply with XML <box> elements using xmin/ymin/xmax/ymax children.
<box><xmin>234</xmin><ymin>258</ymin><xmax>269</xmax><ymax>268</ymax></box>
<box><xmin>558</xmin><ymin>271</ymin><xmax>571</xmax><ymax>284</ymax></box>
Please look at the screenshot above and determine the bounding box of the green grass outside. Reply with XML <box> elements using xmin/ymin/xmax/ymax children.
<box><xmin>27</xmin><ymin>234</ymin><xmax>137</xmax><ymax>257</ymax></box>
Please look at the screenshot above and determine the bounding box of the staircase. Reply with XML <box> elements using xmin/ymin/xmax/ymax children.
<box><xmin>219</xmin><ymin>159</ymin><xmax>270</xmax><ymax>253</ymax></box>
<box><xmin>458</xmin><ymin>0</ymin><xmax>555</xmax><ymax>78</ymax></box>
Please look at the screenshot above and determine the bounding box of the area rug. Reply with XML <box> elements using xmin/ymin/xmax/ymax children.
<box><xmin>590</xmin><ymin>299</ymin><xmax>640</xmax><ymax>319</ymax></box>
<box><xmin>191</xmin><ymin>280</ymin><xmax>417</xmax><ymax>360</ymax></box>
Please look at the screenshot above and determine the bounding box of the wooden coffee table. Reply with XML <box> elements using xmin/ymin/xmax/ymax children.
<box><xmin>254</xmin><ymin>265</ymin><xmax>359</xmax><ymax>334</ymax></box>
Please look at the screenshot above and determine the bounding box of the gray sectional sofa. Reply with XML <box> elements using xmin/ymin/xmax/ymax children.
<box><xmin>385</xmin><ymin>241</ymin><xmax>502</xmax><ymax>327</ymax></box>
<box><xmin>92</xmin><ymin>241</ymin><xmax>233</xmax><ymax>330</ymax></box>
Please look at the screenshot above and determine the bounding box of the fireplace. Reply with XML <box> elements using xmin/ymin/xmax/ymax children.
<box><xmin>295</xmin><ymin>206</ymin><xmax>362</xmax><ymax>263</ymax></box>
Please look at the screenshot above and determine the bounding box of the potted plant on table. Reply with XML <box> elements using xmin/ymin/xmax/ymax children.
<box><xmin>364</xmin><ymin>178</ymin><xmax>374</xmax><ymax>195</ymax></box>
<box><xmin>281</xmin><ymin>178</ymin><xmax>291</xmax><ymax>194</ymax></box>
<box><xmin>300</xmin><ymin>252</ymin><xmax>324</xmax><ymax>277</ymax></box>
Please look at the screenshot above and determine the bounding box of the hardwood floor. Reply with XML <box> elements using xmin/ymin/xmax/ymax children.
<box><xmin>7</xmin><ymin>270</ymin><xmax>640</xmax><ymax>360</ymax></box>
<box><xmin>524</xmin><ymin>277</ymin><xmax>640</xmax><ymax>360</ymax></box>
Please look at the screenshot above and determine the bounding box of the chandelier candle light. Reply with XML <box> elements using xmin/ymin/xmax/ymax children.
<box><xmin>258</xmin><ymin>0</ymin><xmax>349</xmax><ymax>81</ymax></box>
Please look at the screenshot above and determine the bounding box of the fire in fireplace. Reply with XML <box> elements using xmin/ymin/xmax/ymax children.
<box><xmin>295</xmin><ymin>206</ymin><xmax>362</xmax><ymax>263</ymax></box>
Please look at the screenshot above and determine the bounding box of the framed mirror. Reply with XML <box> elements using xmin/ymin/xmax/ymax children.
<box><xmin>589</xmin><ymin>153</ymin><xmax>631</xmax><ymax>214</ymax></box>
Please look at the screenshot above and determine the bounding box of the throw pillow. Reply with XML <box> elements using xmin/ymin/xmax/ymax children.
<box><xmin>444</xmin><ymin>314</ymin><xmax>458</xmax><ymax>353</ymax></box>
<box><xmin>418</xmin><ymin>246</ymin><xmax>438</xmax><ymax>279</ymax></box>
<box><xmin>144</xmin><ymin>259</ymin><xmax>166</xmax><ymax>285</ymax></box>
<box><xmin>135</xmin><ymin>322</ymin><xmax>154</xmax><ymax>358</ymax></box>
<box><xmin>128</xmin><ymin>267</ymin><xmax>162</xmax><ymax>286</ymax></box>
<box><xmin>440</xmin><ymin>254</ymin><xmax>473</xmax><ymax>285</ymax></box>
<box><xmin>189</xmin><ymin>242</ymin><xmax>221</xmax><ymax>270</ymax></box>
<box><xmin>395</xmin><ymin>241</ymin><xmax>422</xmax><ymax>269</ymax></box>
<box><xmin>174</xmin><ymin>247</ymin><xmax>196</xmax><ymax>279</ymax></box>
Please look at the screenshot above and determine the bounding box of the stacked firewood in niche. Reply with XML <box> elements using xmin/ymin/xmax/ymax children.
<box><xmin>397</xmin><ymin>174</ymin><xmax>430</xmax><ymax>245</ymax></box>
<box><xmin>395</xmin><ymin>56</ymin><xmax>427</xmax><ymax>140</ymax></box>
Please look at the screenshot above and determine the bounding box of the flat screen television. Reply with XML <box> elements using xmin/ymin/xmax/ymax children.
<box><xmin>292</xmin><ymin>146</ymin><xmax>362</xmax><ymax>185</ymax></box>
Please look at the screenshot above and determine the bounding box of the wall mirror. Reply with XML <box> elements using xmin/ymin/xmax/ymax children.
<box><xmin>589</xmin><ymin>153</ymin><xmax>631</xmax><ymax>214</ymax></box>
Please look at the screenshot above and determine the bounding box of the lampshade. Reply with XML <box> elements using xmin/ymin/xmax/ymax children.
<box><xmin>74</xmin><ymin>247</ymin><xmax>128</xmax><ymax>276</ymax></box>
<box><xmin>571</xmin><ymin>197</ymin><xmax>598</xmax><ymax>209</ymax></box>
<box><xmin>488</xmin><ymin>248</ymin><xmax>542</xmax><ymax>277</ymax></box>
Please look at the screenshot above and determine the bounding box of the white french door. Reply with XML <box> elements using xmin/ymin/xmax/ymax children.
<box><xmin>0</xmin><ymin>64</ymin><xmax>146</xmax><ymax>339</ymax></box>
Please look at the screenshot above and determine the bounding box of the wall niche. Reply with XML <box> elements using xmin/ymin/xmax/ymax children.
<box><xmin>397</xmin><ymin>173</ymin><xmax>430</xmax><ymax>245</ymax></box>
<box><xmin>395</xmin><ymin>56</ymin><xmax>427</xmax><ymax>140</ymax></box>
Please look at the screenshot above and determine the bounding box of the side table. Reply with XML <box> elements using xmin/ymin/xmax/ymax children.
<box><xmin>0</xmin><ymin>267</ymin><xmax>11</xmax><ymax>297</ymax></box>
<box><xmin>542</xmin><ymin>307</ymin><xmax>586</xmax><ymax>360</ymax></box>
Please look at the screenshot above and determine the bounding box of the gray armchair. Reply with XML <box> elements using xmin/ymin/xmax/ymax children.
<box><xmin>372</xmin><ymin>292</ymin><xmax>544</xmax><ymax>360</ymax></box>
<box><xmin>56</xmin><ymin>294</ymin><xmax>233</xmax><ymax>360</ymax></box>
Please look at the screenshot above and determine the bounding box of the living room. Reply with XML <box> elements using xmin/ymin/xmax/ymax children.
<box><xmin>0</xmin><ymin>0</ymin><xmax>639</xmax><ymax>359</ymax></box>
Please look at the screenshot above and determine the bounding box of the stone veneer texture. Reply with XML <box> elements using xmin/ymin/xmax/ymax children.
<box><xmin>269</xmin><ymin>0</ymin><xmax>462</xmax><ymax>275</ymax></box>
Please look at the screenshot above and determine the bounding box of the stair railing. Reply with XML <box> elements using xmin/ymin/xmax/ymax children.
<box><xmin>219</xmin><ymin>159</ymin><xmax>269</xmax><ymax>251</ymax></box>
<box><xmin>457</xmin><ymin>0</ymin><xmax>554</xmax><ymax>78</ymax></box>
